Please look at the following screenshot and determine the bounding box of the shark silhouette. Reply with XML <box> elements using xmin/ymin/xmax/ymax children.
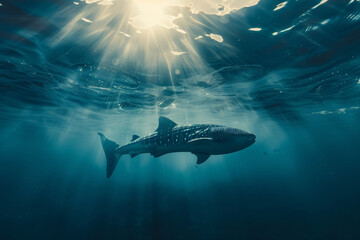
<box><xmin>98</xmin><ymin>116</ymin><xmax>256</xmax><ymax>177</ymax></box>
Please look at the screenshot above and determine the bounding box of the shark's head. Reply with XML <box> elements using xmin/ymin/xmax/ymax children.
<box><xmin>210</xmin><ymin>126</ymin><xmax>256</xmax><ymax>151</ymax></box>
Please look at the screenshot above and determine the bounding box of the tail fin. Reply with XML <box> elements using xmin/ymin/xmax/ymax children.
<box><xmin>98</xmin><ymin>133</ymin><xmax>122</xmax><ymax>178</ymax></box>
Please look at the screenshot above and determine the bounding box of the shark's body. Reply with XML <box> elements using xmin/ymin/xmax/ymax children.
<box><xmin>98</xmin><ymin>117</ymin><xmax>256</xmax><ymax>177</ymax></box>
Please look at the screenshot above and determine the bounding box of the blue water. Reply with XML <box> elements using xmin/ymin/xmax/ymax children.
<box><xmin>1</xmin><ymin>0</ymin><xmax>360</xmax><ymax>239</ymax></box>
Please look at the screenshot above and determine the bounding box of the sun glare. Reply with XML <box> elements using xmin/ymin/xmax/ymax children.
<box><xmin>130</xmin><ymin>0</ymin><xmax>177</xmax><ymax>29</ymax></box>
<box><xmin>53</xmin><ymin>0</ymin><xmax>260</xmax><ymax>85</ymax></box>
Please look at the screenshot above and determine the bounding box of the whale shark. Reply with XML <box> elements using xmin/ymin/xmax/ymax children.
<box><xmin>98</xmin><ymin>116</ymin><xmax>256</xmax><ymax>177</ymax></box>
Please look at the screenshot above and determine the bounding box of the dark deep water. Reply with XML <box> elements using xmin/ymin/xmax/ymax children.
<box><xmin>1</xmin><ymin>0</ymin><xmax>360</xmax><ymax>239</ymax></box>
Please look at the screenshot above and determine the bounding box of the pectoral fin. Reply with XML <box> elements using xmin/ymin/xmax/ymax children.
<box><xmin>194</xmin><ymin>153</ymin><xmax>211</xmax><ymax>164</ymax></box>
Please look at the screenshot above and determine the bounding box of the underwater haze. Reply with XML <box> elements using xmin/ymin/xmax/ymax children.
<box><xmin>1</xmin><ymin>0</ymin><xmax>360</xmax><ymax>239</ymax></box>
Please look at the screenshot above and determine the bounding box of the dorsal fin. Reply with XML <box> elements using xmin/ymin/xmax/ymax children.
<box><xmin>131</xmin><ymin>135</ymin><xmax>140</xmax><ymax>141</ymax></box>
<box><xmin>155</xmin><ymin>116</ymin><xmax>177</xmax><ymax>132</ymax></box>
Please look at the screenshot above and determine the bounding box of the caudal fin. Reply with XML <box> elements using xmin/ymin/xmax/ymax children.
<box><xmin>98</xmin><ymin>132</ymin><xmax>122</xmax><ymax>178</ymax></box>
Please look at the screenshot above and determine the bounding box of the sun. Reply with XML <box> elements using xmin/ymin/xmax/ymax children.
<box><xmin>130</xmin><ymin>0</ymin><xmax>178</xmax><ymax>29</ymax></box>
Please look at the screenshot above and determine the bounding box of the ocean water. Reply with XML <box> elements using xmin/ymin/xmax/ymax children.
<box><xmin>1</xmin><ymin>0</ymin><xmax>360</xmax><ymax>239</ymax></box>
